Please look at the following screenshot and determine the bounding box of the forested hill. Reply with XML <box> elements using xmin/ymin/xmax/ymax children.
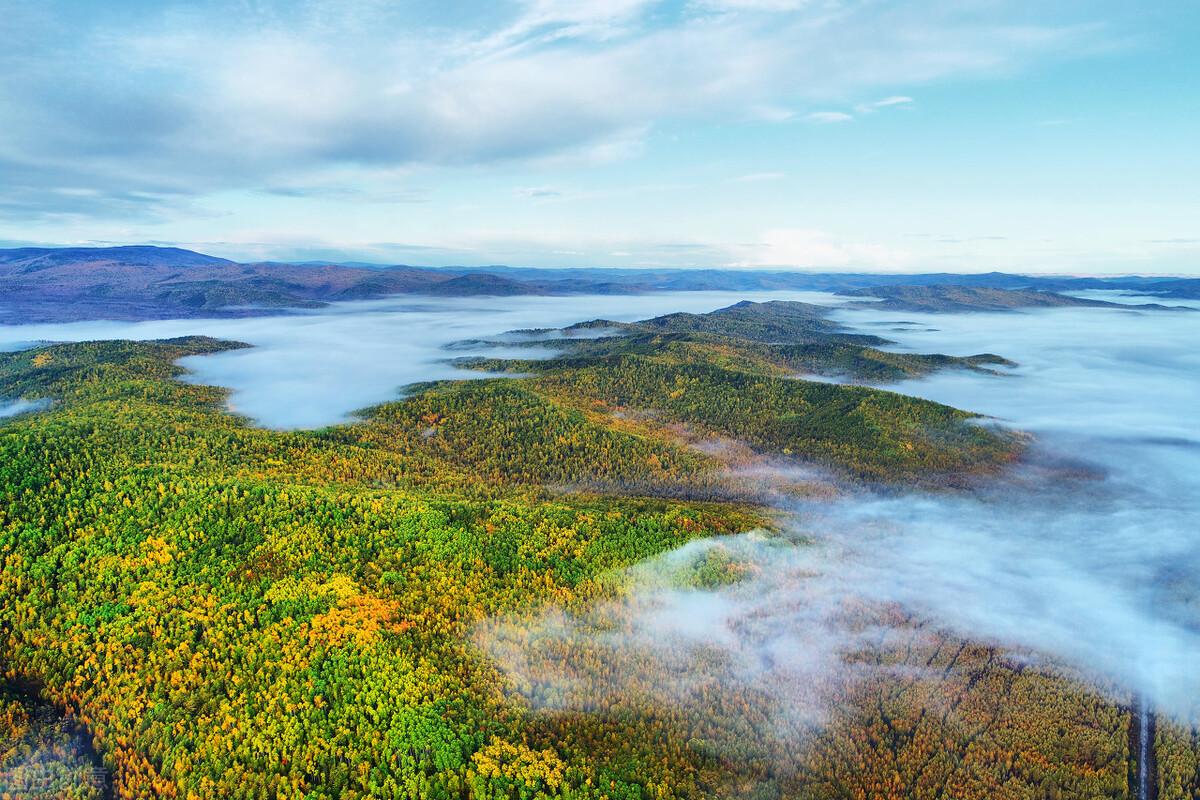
<box><xmin>841</xmin><ymin>285</ymin><xmax>1184</xmax><ymax>312</ymax></box>
<box><xmin>2</xmin><ymin>245</ymin><xmax>1197</xmax><ymax>323</ymax></box>
<box><xmin>462</xmin><ymin>299</ymin><xmax>1016</xmax><ymax>387</ymax></box>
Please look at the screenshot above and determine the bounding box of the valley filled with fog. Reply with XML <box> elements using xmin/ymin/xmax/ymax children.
<box><xmin>0</xmin><ymin>290</ymin><xmax>849</xmax><ymax>428</ymax></box>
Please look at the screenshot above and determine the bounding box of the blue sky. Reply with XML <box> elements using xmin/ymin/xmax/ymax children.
<box><xmin>1</xmin><ymin>0</ymin><xmax>1197</xmax><ymax>273</ymax></box>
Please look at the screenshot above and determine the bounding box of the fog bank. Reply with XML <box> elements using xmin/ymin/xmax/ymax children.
<box><xmin>0</xmin><ymin>290</ymin><xmax>845</xmax><ymax>428</ymax></box>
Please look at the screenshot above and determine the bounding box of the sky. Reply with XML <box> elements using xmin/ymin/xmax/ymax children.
<box><xmin>0</xmin><ymin>0</ymin><xmax>1197</xmax><ymax>274</ymax></box>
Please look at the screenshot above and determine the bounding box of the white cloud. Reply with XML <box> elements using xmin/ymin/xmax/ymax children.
<box><xmin>856</xmin><ymin>94</ymin><xmax>915</xmax><ymax>113</ymax></box>
<box><xmin>805</xmin><ymin>111</ymin><xmax>854</xmax><ymax>123</ymax></box>
<box><xmin>871</xmin><ymin>94</ymin><xmax>914</xmax><ymax>108</ymax></box>
<box><xmin>0</xmin><ymin>0</ymin><xmax>1108</xmax><ymax>222</ymax></box>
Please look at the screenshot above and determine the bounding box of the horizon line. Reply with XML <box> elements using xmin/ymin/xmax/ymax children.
<box><xmin>1</xmin><ymin>242</ymin><xmax>1195</xmax><ymax>280</ymax></box>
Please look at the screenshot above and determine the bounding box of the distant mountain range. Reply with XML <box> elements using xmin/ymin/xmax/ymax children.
<box><xmin>0</xmin><ymin>245</ymin><xmax>1195</xmax><ymax>323</ymax></box>
<box><xmin>0</xmin><ymin>246</ymin><xmax>621</xmax><ymax>322</ymax></box>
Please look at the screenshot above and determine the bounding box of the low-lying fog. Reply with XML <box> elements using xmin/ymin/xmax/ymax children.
<box><xmin>484</xmin><ymin>299</ymin><xmax>1200</xmax><ymax>732</ymax></box>
<box><xmin>0</xmin><ymin>398</ymin><xmax>49</xmax><ymax>418</ymax></box>
<box><xmin>0</xmin><ymin>290</ymin><xmax>845</xmax><ymax>428</ymax></box>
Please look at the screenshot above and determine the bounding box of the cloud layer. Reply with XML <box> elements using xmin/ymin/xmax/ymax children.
<box><xmin>0</xmin><ymin>0</ymin><xmax>1101</xmax><ymax>223</ymax></box>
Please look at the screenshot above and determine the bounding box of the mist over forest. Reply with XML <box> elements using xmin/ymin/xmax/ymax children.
<box><xmin>0</xmin><ymin>290</ymin><xmax>855</xmax><ymax>428</ymax></box>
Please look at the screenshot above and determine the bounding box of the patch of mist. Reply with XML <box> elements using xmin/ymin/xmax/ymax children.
<box><xmin>0</xmin><ymin>694</ymin><xmax>109</xmax><ymax>797</ymax></box>
<box><xmin>786</xmin><ymin>371</ymin><xmax>857</xmax><ymax>385</ymax></box>
<box><xmin>0</xmin><ymin>340</ymin><xmax>46</xmax><ymax>353</ymax></box>
<box><xmin>547</xmin><ymin>455</ymin><xmax>841</xmax><ymax>505</ymax></box>
<box><xmin>0</xmin><ymin>398</ymin><xmax>50</xmax><ymax>419</ymax></box>
<box><xmin>717</xmin><ymin>459</ymin><xmax>842</xmax><ymax>502</ymax></box>
<box><xmin>478</xmin><ymin>532</ymin><xmax>897</xmax><ymax>746</ymax></box>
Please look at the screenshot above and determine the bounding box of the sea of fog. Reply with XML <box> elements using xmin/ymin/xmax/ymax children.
<box><xmin>484</xmin><ymin>298</ymin><xmax>1200</xmax><ymax>731</ymax></box>
<box><xmin>0</xmin><ymin>290</ymin><xmax>847</xmax><ymax>428</ymax></box>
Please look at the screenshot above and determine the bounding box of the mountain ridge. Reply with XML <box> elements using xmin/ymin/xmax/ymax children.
<box><xmin>1</xmin><ymin>245</ymin><xmax>1196</xmax><ymax>323</ymax></box>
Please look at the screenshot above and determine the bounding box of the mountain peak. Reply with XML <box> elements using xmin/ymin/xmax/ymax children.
<box><xmin>0</xmin><ymin>245</ymin><xmax>235</xmax><ymax>269</ymax></box>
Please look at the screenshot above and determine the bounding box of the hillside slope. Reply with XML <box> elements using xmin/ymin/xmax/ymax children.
<box><xmin>841</xmin><ymin>285</ymin><xmax>1179</xmax><ymax>312</ymax></box>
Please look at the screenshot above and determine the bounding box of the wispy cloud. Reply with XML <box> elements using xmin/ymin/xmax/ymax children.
<box><xmin>749</xmin><ymin>105</ymin><xmax>798</xmax><ymax>122</ymax></box>
<box><xmin>805</xmin><ymin>111</ymin><xmax>854</xmax><ymax>124</ymax></box>
<box><xmin>807</xmin><ymin>95</ymin><xmax>914</xmax><ymax>124</ymax></box>
<box><xmin>856</xmin><ymin>94</ymin><xmax>914</xmax><ymax>112</ymax></box>
<box><xmin>512</xmin><ymin>186</ymin><xmax>566</xmax><ymax>199</ymax></box>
